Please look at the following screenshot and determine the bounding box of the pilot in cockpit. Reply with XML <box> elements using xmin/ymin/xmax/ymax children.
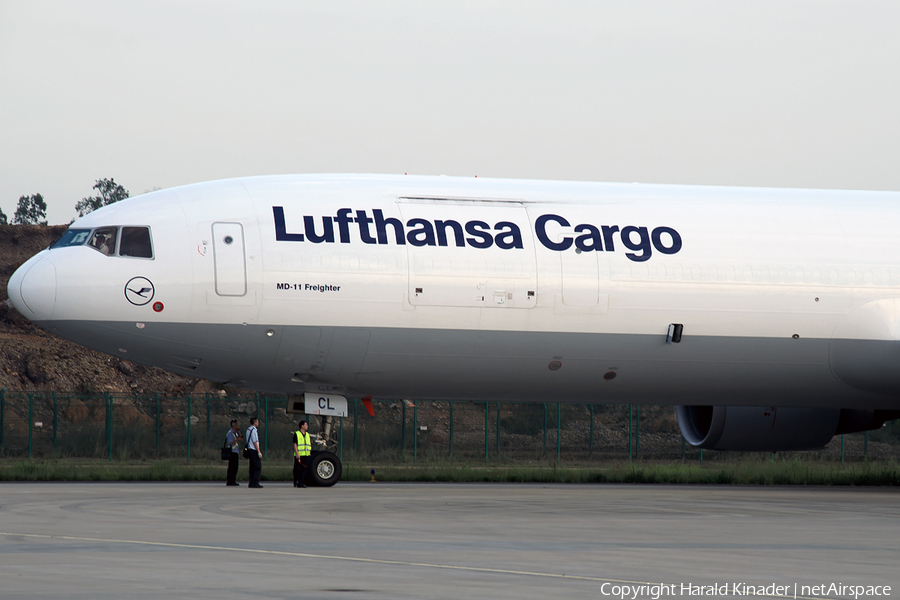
<box><xmin>88</xmin><ymin>227</ymin><xmax>118</xmax><ymax>255</ymax></box>
<box><xmin>96</xmin><ymin>233</ymin><xmax>111</xmax><ymax>254</ymax></box>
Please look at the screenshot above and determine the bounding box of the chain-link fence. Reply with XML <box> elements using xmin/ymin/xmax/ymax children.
<box><xmin>0</xmin><ymin>390</ymin><xmax>898</xmax><ymax>463</ymax></box>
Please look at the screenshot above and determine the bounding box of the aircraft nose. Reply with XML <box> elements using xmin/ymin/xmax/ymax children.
<box><xmin>7</xmin><ymin>254</ymin><xmax>57</xmax><ymax>322</ymax></box>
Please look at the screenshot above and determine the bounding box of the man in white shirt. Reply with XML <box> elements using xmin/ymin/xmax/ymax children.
<box><xmin>246</xmin><ymin>418</ymin><xmax>263</xmax><ymax>489</ymax></box>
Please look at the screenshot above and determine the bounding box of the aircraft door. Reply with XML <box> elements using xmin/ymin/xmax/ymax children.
<box><xmin>400</xmin><ymin>200</ymin><xmax>537</xmax><ymax>309</ymax></box>
<box><xmin>212</xmin><ymin>222</ymin><xmax>247</xmax><ymax>296</ymax></box>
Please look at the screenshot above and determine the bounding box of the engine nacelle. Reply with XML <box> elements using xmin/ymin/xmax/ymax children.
<box><xmin>675</xmin><ymin>406</ymin><xmax>900</xmax><ymax>452</ymax></box>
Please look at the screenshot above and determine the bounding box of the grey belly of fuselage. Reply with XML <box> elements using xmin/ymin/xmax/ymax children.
<box><xmin>40</xmin><ymin>319</ymin><xmax>900</xmax><ymax>410</ymax></box>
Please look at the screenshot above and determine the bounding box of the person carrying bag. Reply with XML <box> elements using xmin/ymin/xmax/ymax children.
<box><xmin>224</xmin><ymin>419</ymin><xmax>243</xmax><ymax>487</ymax></box>
<box><xmin>245</xmin><ymin>418</ymin><xmax>263</xmax><ymax>488</ymax></box>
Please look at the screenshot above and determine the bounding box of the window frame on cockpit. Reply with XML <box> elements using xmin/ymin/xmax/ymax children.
<box><xmin>50</xmin><ymin>225</ymin><xmax>154</xmax><ymax>260</ymax></box>
<box><xmin>50</xmin><ymin>228</ymin><xmax>92</xmax><ymax>249</ymax></box>
<box><xmin>87</xmin><ymin>227</ymin><xmax>119</xmax><ymax>256</ymax></box>
<box><xmin>118</xmin><ymin>226</ymin><xmax>154</xmax><ymax>259</ymax></box>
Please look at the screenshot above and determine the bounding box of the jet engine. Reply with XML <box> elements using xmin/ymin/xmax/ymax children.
<box><xmin>675</xmin><ymin>406</ymin><xmax>900</xmax><ymax>452</ymax></box>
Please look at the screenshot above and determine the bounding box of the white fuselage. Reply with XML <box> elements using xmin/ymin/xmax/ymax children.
<box><xmin>8</xmin><ymin>174</ymin><xmax>900</xmax><ymax>409</ymax></box>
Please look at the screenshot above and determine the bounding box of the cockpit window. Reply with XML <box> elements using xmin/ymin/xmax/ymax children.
<box><xmin>88</xmin><ymin>227</ymin><xmax>118</xmax><ymax>255</ymax></box>
<box><xmin>51</xmin><ymin>225</ymin><xmax>153</xmax><ymax>259</ymax></box>
<box><xmin>50</xmin><ymin>228</ymin><xmax>92</xmax><ymax>249</ymax></box>
<box><xmin>119</xmin><ymin>227</ymin><xmax>153</xmax><ymax>258</ymax></box>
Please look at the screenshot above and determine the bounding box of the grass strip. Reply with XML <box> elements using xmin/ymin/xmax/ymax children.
<box><xmin>0</xmin><ymin>459</ymin><xmax>898</xmax><ymax>485</ymax></box>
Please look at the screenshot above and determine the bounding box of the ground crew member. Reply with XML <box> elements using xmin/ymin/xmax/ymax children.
<box><xmin>293</xmin><ymin>420</ymin><xmax>311</xmax><ymax>488</ymax></box>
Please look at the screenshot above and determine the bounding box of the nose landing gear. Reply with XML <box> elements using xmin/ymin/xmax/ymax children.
<box><xmin>287</xmin><ymin>393</ymin><xmax>349</xmax><ymax>487</ymax></box>
<box><xmin>308</xmin><ymin>449</ymin><xmax>342</xmax><ymax>487</ymax></box>
<box><xmin>308</xmin><ymin>415</ymin><xmax>342</xmax><ymax>486</ymax></box>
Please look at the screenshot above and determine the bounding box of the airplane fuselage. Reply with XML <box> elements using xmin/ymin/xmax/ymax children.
<box><xmin>8</xmin><ymin>174</ymin><xmax>900</xmax><ymax>412</ymax></box>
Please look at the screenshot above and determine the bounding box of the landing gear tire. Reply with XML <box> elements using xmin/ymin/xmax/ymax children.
<box><xmin>308</xmin><ymin>451</ymin><xmax>342</xmax><ymax>487</ymax></box>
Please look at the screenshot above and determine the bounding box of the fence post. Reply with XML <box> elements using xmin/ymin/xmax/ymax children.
<box><xmin>496</xmin><ymin>402</ymin><xmax>500</xmax><ymax>456</ymax></box>
<box><xmin>556</xmin><ymin>403</ymin><xmax>561</xmax><ymax>462</ymax></box>
<box><xmin>589</xmin><ymin>405</ymin><xmax>594</xmax><ymax>455</ymax></box>
<box><xmin>28</xmin><ymin>393</ymin><xmax>34</xmax><ymax>459</ymax></box>
<box><xmin>484</xmin><ymin>402</ymin><xmax>489</xmax><ymax>463</ymax></box>
<box><xmin>339</xmin><ymin>415</ymin><xmax>343</xmax><ymax>461</ymax></box>
<box><xmin>206</xmin><ymin>392</ymin><xmax>210</xmax><ymax>446</ymax></box>
<box><xmin>104</xmin><ymin>392</ymin><xmax>109</xmax><ymax>458</ymax></box>
<box><xmin>155</xmin><ymin>393</ymin><xmax>160</xmax><ymax>455</ymax></box>
<box><xmin>401</xmin><ymin>401</ymin><xmax>406</xmax><ymax>453</ymax></box>
<box><xmin>52</xmin><ymin>391</ymin><xmax>58</xmax><ymax>449</ymax></box>
<box><xmin>864</xmin><ymin>431</ymin><xmax>868</xmax><ymax>456</ymax></box>
<box><xmin>449</xmin><ymin>402</ymin><xmax>454</xmax><ymax>455</ymax></box>
<box><xmin>264</xmin><ymin>396</ymin><xmax>269</xmax><ymax>459</ymax></box>
<box><xmin>628</xmin><ymin>405</ymin><xmax>633</xmax><ymax>462</ymax></box>
<box><xmin>353</xmin><ymin>399</ymin><xmax>358</xmax><ymax>453</ymax></box>
<box><xmin>841</xmin><ymin>434</ymin><xmax>845</xmax><ymax>463</ymax></box>
<box><xmin>413</xmin><ymin>401</ymin><xmax>418</xmax><ymax>463</ymax></box>
<box><xmin>107</xmin><ymin>393</ymin><xmax>113</xmax><ymax>461</ymax></box>
<box><xmin>0</xmin><ymin>388</ymin><xmax>4</xmax><ymax>448</ymax></box>
<box><xmin>187</xmin><ymin>395</ymin><xmax>192</xmax><ymax>463</ymax></box>
<box><xmin>635</xmin><ymin>405</ymin><xmax>640</xmax><ymax>458</ymax></box>
<box><xmin>543</xmin><ymin>403</ymin><xmax>547</xmax><ymax>456</ymax></box>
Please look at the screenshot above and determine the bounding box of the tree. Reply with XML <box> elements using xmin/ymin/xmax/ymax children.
<box><xmin>0</xmin><ymin>206</ymin><xmax>7</xmax><ymax>225</ymax></box>
<box><xmin>75</xmin><ymin>178</ymin><xmax>129</xmax><ymax>217</ymax></box>
<box><xmin>13</xmin><ymin>193</ymin><xmax>47</xmax><ymax>225</ymax></box>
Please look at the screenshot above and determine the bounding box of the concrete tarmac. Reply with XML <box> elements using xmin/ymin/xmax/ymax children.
<box><xmin>0</xmin><ymin>482</ymin><xmax>897</xmax><ymax>600</ymax></box>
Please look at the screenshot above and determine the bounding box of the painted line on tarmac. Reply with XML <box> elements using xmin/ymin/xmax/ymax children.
<box><xmin>1</xmin><ymin>531</ymin><xmax>832</xmax><ymax>599</ymax></box>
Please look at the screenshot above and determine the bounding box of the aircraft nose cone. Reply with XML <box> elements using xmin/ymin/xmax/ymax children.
<box><xmin>8</xmin><ymin>254</ymin><xmax>56</xmax><ymax>322</ymax></box>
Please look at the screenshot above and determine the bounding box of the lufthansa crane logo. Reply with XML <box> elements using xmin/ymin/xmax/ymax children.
<box><xmin>125</xmin><ymin>277</ymin><xmax>155</xmax><ymax>306</ymax></box>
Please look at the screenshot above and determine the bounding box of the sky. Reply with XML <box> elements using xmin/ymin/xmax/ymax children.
<box><xmin>2</xmin><ymin>1</ymin><xmax>899</xmax><ymax>225</ymax></box>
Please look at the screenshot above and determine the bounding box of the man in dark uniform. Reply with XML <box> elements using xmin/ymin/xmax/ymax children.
<box><xmin>293</xmin><ymin>420</ymin><xmax>311</xmax><ymax>488</ymax></box>
<box><xmin>225</xmin><ymin>419</ymin><xmax>243</xmax><ymax>486</ymax></box>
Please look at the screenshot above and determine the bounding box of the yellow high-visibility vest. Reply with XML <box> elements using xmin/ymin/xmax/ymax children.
<box><xmin>294</xmin><ymin>431</ymin><xmax>311</xmax><ymax>457</ymax></box>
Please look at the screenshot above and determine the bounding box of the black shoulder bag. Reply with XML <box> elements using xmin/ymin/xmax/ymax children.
<box><xmin>221</xmin><ymin>433</ymin><xmax>232</xmax><ymax>460</ymax></box>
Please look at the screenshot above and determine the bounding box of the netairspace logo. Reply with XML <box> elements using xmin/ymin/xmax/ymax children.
<box><xmin>273</xmin><ymin>207</ymin><xmax>683</xmax><ymax>263</ymax></box>
<box><xmin>598</xmin><ymin>582</ymin><xmax>892</xmax><ymax>599</ymax></box>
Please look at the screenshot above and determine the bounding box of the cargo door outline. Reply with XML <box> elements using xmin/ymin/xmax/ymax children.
<box><xmin>212</xmin><ymin>222</ymin><xmax>247</xmax><ymax>296</ymax></box>
<box><xmin>399</xmin><ymin>199</ymin><xmax>538</xmax><ymax>309</ymax></box>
